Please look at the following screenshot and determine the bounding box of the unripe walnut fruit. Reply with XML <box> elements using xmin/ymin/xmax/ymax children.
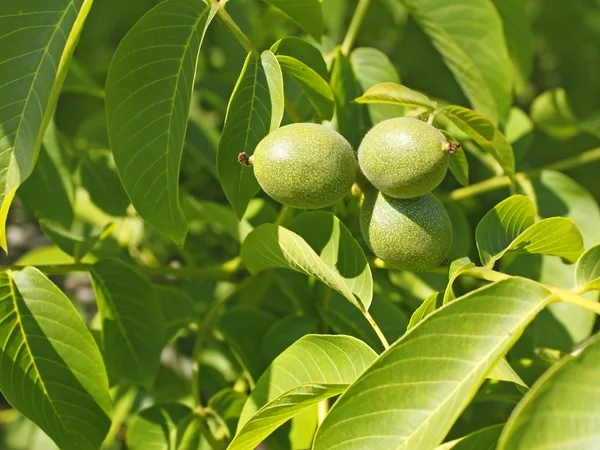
<box><xmin>252</xmin><ymin>123</ymin><xmax>357</xmax><ymax>209</ymax></box>
<box><xmin>358</xmin><ymin>117</ymin><xmax>449</xmax><ymax>198</ymax></box>
<box><xmin>360</xmin><ymin>189</ymin><xmax>452</xmax><ymax>271</ymax></box>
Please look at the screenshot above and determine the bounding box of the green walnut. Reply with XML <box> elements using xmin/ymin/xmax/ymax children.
<box><xmin>251</xmin><ymin>123</ymin><xmax>357</xmax><ymax>209</ymax></box>
<box><xmin>358</xmin><ymin>117</ymin><xmax>452</xmax><ymax>198</ymax></box>
<box><xmin>360</xmin><ymin>189</ymin><xmax>453</xmax><ymax>271</ymax></box>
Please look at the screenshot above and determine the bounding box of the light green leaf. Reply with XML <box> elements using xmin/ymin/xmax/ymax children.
<box><xmin>440</xmin><ymin>130</ymin><xmax>469</xmax><ymax>187</ymax></box>
<box><xmin>155</xmin><ymin>286</ymin><xmax>197</xmax><ymax>343</ymax></box>
<box><xmin>443</xmin><ymin>257</ymin><xmax>475</xmax><ymax>304</ymax></box>
<box><xmin>498</xmin><ymin>334</ymin><xmax>600</xmax><ymax>449</ymax></box>
<box><xmin>355</xmin><ymin>82</ymin><xmax>437</xmax><ymax>111</ymax></box>
<box><xmin>407</xmin><ymin>291</ymin><xmax>443</xmax><ymax>330</ymax></box>
<box><xmin>228</xmin><ymin>335</ymin><xmax>377</xmax><ymax>450</ymax></box>
<box><xmin>0</xmin><ymin>267</ymin><xmax>112</xmax><ymax>450</ymax></box>
<box><xmin>440</xmin><ymin>105</ymin><xmax>515</xmax><ymax>180</ymax></box>
<box><xmin>39</xmin><ymin>220</ymin><xmax>112</xmax><ymax>262</ymax></box>
<box><xmin>476</xmin><ymin>195</ymin><xmax>535</xmax><ymax>267</ymax></box>
<box><xmin>0</xmin><ymin>0</ymin><xmax>93</xmax><ymax>251</ymax></box>
<box><xmin>218</xmin><ymin>307</ymin><xmax>276</xmax><ymax>384</ymax></box>
<box><xmin>261</xmin><ymin>50</ymin><xmax>284</xmax><ymax>132</ymax></box>
<box><xmin>91</xmin><ymin>259</ymin><xmax>164</xmax><ymax>389</ymax></box>
<box><xmin>402</xmin><ymin>0</ymin><xmax>512</xmax><ymax>123</ymax></box>
<box><xmin>277</xmin><ymin>55</ymin><xmax>335</xmax><ymax>120</ymax></box>
<box><xmin>331</xmin><ymin>49</ymin><xmax>370</xmax><ymax>149</ymax></box>
<box><xmin>437</xmin><ymin>424</ymin><xmax>503</xmax><ymax>450</ymax></box>
<box><xmin>270</xmin><ymin>37</ymin><xmax>328</xmax><ymax>79</ymax></box>
<box><xmin>217</xmin><ymin>53</ymin><xmax>272</xmax><ymax>218</ymax></box>
<box><xmin>488</xmin><ymin>359</ymin><xmax>527</xmax><ymax>388</ymax></box>
<box><xmin>263</xmin><ymin>0</ymin><xmax>324</xmax><ymax>41</ymax></box>
<box><xmin>350</xmin><ymin>49</ymin><xmax>404</xmax><ymax>123</ymax></box>
<box><xmin>105</xmin><ymin>0</ymin><xmax>217</xmax><ymax>244</ymax></box>
<box><xmin>18</xmin><ymin>122</ymin><xmax>75</xmax><ymax>228</ymax></box>
<box><xmin>127</xmin><ymin>403</ymin><xmax>194</xmax><ymax>450</ymax></box>
<box><xmin>530</xmin><ymin>88</ymin><xmax>580</xmax><ymax>140</ymax></box>
<box><xmin>313</xmin><ymin>278</ymin><xmax>554</xmax><ymax>450</ymax></box>
<box><xmin>492</xmin><ymin>0</ymin><xmax>533</xmax><ymax>86</ymax></box>
<box><xmin>576</xmin><ymin>244</ymin><xmax>600</xmax><ymax>292</ymax></box>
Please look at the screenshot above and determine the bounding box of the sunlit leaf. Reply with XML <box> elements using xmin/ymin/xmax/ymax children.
<box><xmin>217</xmin><ymin>53</ymin><xmax>272</xmax><ymax>218</ymax></box>
<box><xmin>440</xmin><ymin>105</ymin><xmax>515</xmax><ymax>180</ymax></box>
<box><xmin>355</xmin><ymin>82</ymin><xmax>437</xmax><ymax>111</ymax></box>
<box><xmin>313</xmin><ymin>278</ymin><xmax>553</xmax><ymax>450</ymax></box>
<box><xmin>576</xmin><ymin>244</ymin><xmax>600</xmax><ymax>292</ymax></box>
<box><xmin>0</xmin><ymin>0</ymin><xmax>93</xmax><ymax>251</ymax></box>
<box><xmin>228</xmin><ymin>335</ymin><xmax>377</xmax><ymax>450</ymax></box>
<box><xmin>443</xmin><ymin>257</ymin><xmax>475</xmax><ymax>304</ymax></box>
<box><xmin>0</xmin><ymin>268</ymin><xmax>112</xmax><ymax>450</ymax></box>
<box><xmin>91</xmin><ymin>259</ymin><xmax>164</xmax><ymax>389</ymax></box>
<box><xmin>262</xmin><ymin>0</ymin><xmax>324</xmax><ymax>41</ymax></box>
<box><xmin>261</xmin><ymin>50</ymin><xmax>284</xmax><ymax>132</ymax></box>
<box><xmin>105</xmin><ymin>0</ymin><xmax>217</xmax><ymax>244</ymax></box>
<box><xmin>499</xmin><ymin>334</ymin><xmax>600</xmax><ymax>449</ymax></box>
<box><xmin>402</xmin><ymin>0</ymin><xmax>512</xmax><ymax>123</ymax></box>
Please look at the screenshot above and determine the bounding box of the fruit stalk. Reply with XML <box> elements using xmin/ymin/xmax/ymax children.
<box><xmin>341</xmin><ymin>0</ymin><xmax>372</xmax><ymax>55</ymax></box>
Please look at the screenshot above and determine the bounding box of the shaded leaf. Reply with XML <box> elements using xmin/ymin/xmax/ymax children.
<box><xmin>39</xmin><ymin>220</ymin><xmax>112</xmax><ymax>262</ymax></box>
<box><xmin>576</xmin><ymin>244</ymin><xmax>600</xmax><ymax>292</ymax></box>
<box><xmin>530</xmin><ymin>88</ymin><xmax>580</xmax><ymax>140</ymax></box>
<box><xmin>440</xmin><ymin>105</ymin><xmax>515</xmax><ymax>180</ymax></box>
<box><xmin>270</xmin><ymin>37</ymin><xmax>328</xmax><ymax>79</ymax></box>
<box><xmin>402</xmin><ymin>0</ymin><xmax>512</xmax><ymax>123</ymax></box>
<box><xmin>229</xmin><ymin>335</ymin><xmax>377</xmax><ymax>450</ymax></box>
<box><xmin>261</xmin><ymin>315</ymin><xmax>319</xmax><ymax>363</ymax></box>
<box><xmin>0</xmin><ymin>0</ymin><xmax>93</xmax><ymax>250</ymax></box>
<box><xmin>155</xmin><ymin>286</ymin><xmax>197</xmax><ymax>343</ymax></box>
<box><xmin>105</xmin><ymin>0</ymin><xmax>217</xmax><ymax>244</ymax></box>
<box><xmin>127</xmin><ymin>403</ymin><xmax>193</xmax><ymax>450</ymax></box>
<box><xmin>499</xmin><ymin>334</ymin><xmax>600</xmax><ymax>449</ymax></box>
<box><xmin>0</xmin><ymin>268</ymin><xmax>112</xmax><ymax>450</ymax></box>
<box><xmin>80</xmin><ymin>152</ymin><xmax>130</xmax><ymax>217</ymax></box>
<box><xmin>91</xmin><ymin>259</ymin><xmax>164</xmax><ymax>389</ymax></box>
<box><xmin>208</xmin><ymin>389</ymin><xmax>247</xmax><ymax>438</ymax></box>
<box><xmin>437</xmin><ymin>424</ymin><xmax>503</xmax><ymax>450</ymax></box>
<box><xmin>261</xmin><ymin>50</ymin><xmax>284</xmax><ymax>132</ymax></box>
<box><xmin>313</xmin><ymin>278</ymin><xmax>553</xmax><ymax>450</ymax></box>
<box><xmin>182</xmin><ymin>196</ymin><xmax>252</xmax><ymax>243</ymax></box>
<box><xmin>263</xmin><ymin>0</ymin><xmax>324</xmax><ymax>41</ymax></box>
<box><xmin>217</xmin><ymin>53</ymin><xmax>272</xmax><ymax>217</ymax></box>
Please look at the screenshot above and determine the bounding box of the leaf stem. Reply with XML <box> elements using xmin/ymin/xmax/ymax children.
<box><xmin>1</xmin><ymin>257</ymin><xmax>243</xmax><ymax>281</ymax></box>
<box><xmin>341</xmin><ymin>0</ymin><xmax>372</xmax><ymax>55</ymax></box>
<box><xmin>445</xmin><ymin>146</ymin><xmax>600</xmax><ymax>201</ymax></box>
<box><xmin>364</xmin><ymin>310</ymin><xmax>390</xmax><ymax>350</ymax></box>
<box><xmin>213</xmin><ymin>0</ymin><xmax>258</xmax><ymax>55</ymax></box>
<box><xmin>552</xmin><ymin>290</ymin><xmax>600</xmax><ymax>316</ymax></box>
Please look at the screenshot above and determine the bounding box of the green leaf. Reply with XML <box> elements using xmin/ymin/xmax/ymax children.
<box><xmin>407</xmin><ymin>291</ymin><xmax>443</xmax><ymax>330</ymax></box>
<box><xmin>355</xmin><ymin>82</ymin><xmax>437</xmax><ymax>111</ymax></box>
<box><xmin>217</xmin><ymin>53</ymin><xmax>272</xmax><ymax>218</ymax></box>
<box><xmin>39</xmin><ymin>220</ymin><xmax>112</xmax><ymax>262</ymax></box>
<box><xmin>228</xmin><ymin>335</ymin><xmax>377</xmax><ymax>450</ymax></box>
<box><xmin>0</xmin><ymin>0</ymin><xmax>93</xmax><ymax>251</ymax></box>
<box><xmin>241</xmin><ymin>211</ymin><xmax>372</xmax><ymax>312</ymax></box>
<box><xmin>0</xmin><ymin>268</ymin><xmax>112</xmax><ymax>450</ymax></box>
<box><xmin>80</xmin><ymin>152</ymin><xmax>130</xmax><ymax>217</ymax></box>
<box><xmin>261</xmin><ymin>315</ymin><xmax>319</xmax><ymax>363</ymax></box>
<box><xmin>440</xmin><ymin>130</ymin><xmax>469</xmax><ymax>187</ymax></box>
<box><xmin>530</xmin><ymin>88</ymin><xmax>580</xmax><ymax>140</ymax></box>
<box><xmin>261</xmin><ymin>50</ymin><xmax>284</xmax><ymax>132</ymax></box>
<box><xmin>437</xmin><ymin>424</ymin><xmax>503</xmax><ymax>450</ymax></box>
<box><xmin>62</xmin><ymin>58</ymin><xmax>105</xmax><ymax>98</ymax></box>
<box><xmin>208</xmin><ymin>389</ymin><xmax>247</xmax><ymax>438</ymax></box>
<box><xmin>330</xmin><ymin>49</ymin><xmax>370</xmax><ymax>149</ymax></box>
<box><xmin>127</xmin><ymin>403</ymin><xmax>193</xmax><ymax>450</ymax></box>
<box><xmin>440</xmin><ymin>105</ymin><xmax>515</xmax><ymax>180</ymax></box>
<box><xmin>276</xmin><ymin>55</ymin><xmax>335</xmax><ymax>120</ymax></box>
<box><xmin>402</xmin><ymin>0</ymin><xmax>512</xmax><ymax>123</ymax></box>
<box><xmin>313</xmin><ymin>278</ymin><xmax>554</xmax><ymax>450</ymax></box>
<box><xmin>18</xmin><ymin>123</ymin><xmax>75</xmax><ymax>228</ymax></box>
<box><xmin>576</xmin><ymin>244</ymin><xmax>600</xmax><ymax>292</ymax></box>
<box><xmin>270</xmin><ymin>37</ymin><xmax>328</xmax><ymax>79</ymax></box>
<box><xmin>262</xmin><ymin>0</ymin><xmax>324</xmax><ymax>41</ymax></box>
<box><xmin>491</xmin><ymin>0</ymin><xmax>533</xmax><ymax>86</ymax></box>
<box><xmin>488</xmin><ymin>359</ymin><xmax>527</xmax><ymax>388</ymax></box>
<box><xmin>155</xmin><ymin>286</ymin><xmax>197</xmax><ymax>343</ymax></box>
<box><xmin>498</xmin><ymin>334</ymin><xmax>600</xmax><ymax>449</ymax></box>
<box><xmin>218</xmin><ymin>307</ymin><xmax>276</xmax><ymax>384</ymax></box>
<box><xmin>105</xmin><ymin>0</ymin><xmax>217</xmax><ymax>244</ymax></box>
<box><xmin>350</xmin><ymin>49</ymin><xmax>404</xmax><ymax>123</ymax></box>
<box><xmin>476</xmin><ymin>195</ymin><xmax>535</xmax><ymax>267</ymax></box>
<box><xmin>443</xmin><ymin>257</ymin><xmax>475</xmax><ymax>304</ymax></box>
<box><xmin>91</xmin><ymin>258</ymin><xmax>164</xmax><ymax>389</ymax></box>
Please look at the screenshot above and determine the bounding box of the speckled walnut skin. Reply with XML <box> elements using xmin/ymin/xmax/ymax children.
<box><xmin>358</xmin><ymin>117</ymin><xmax>449</xmax><ymax>199</ymax></box>
<box><xmin>253</xmin><ymin>123</ymin><xmax>357</xmax><ymax>209</ymax></box>
<box><xmin>360</xmin><ymin>189</ymin><xmax>453</xmax><ymax>271</ymax></box>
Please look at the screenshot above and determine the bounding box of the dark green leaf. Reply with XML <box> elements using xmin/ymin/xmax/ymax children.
<box><xmin>260</xmin><ymin>315</ymin><xmax>319</xmax><ymax>363</ymax></box>
<box><xmin>155</xmin><ymin>286</ymin><xmax>197</xmax><ymax>343</ymax></box>
<box><xmin>263</xmin><ymin>0</ymin><xmax>324</xmax><ymax>41</ymax></box>
<box><xmin>91</xmin><ymin>259</ymin><xmax>164</xmax><ymax>389</ymax></box>
<box><xmin>0</xmin><ymin>0</ymin><xmax>93</xmax><ymax>250</ymax></box>
<box><xmin>126</xmin><ymin>403</ymin><xmax>193</xmax><ymax>450</ymax></box>
<box><xmin>0</xmin><ymin>268</ymin><xmax>112</xmax><ymax>450</ymax></box>
<box><xmin>105</xmin><ymin>0</ymin><xmax>217</xmax><ymax>244</ymax></box>
<box><xmin>217</xmin><ymin>53</ymin><xmax>272</xmax><ymax>217</ymax></box>
<box><xmin>313</xmin><ymin>278</ymin><xmax>554</xmax><ymax>450</ymax></box>
<box><xmin>440</xmin><ymin>105</ymin><xmax>515</xmax><ymax>180</ymax></box>
<box><xmin>182</xmin><ymin>196</ymin><xmax>252</xmax><ymax>243</ymax></box>
<box><xmin>270</xmin><ymin>37</ymin><xmax>328</xmax><ymax>79</ymax></box>
<box><xmin>208</xmin><ymin>389</ymin><xmax>247</xmax><ymax>438</ymax></box>
<box><xmin>39</xmin><ymin>220</ymin><xmax>112</xmax><ymax>262</ymax></box>
<box><xmin>499</xmin><ymin>334</ymin><xmax>600</xmax><ymax>449</ymax></box>
<box><xmin>530</xmin><ymin>88</ymin><xmax>580</xmax><ymax>140</ymax></box>
<box><xmin>80</xmin><ymin>152</ymin><xmax>130</xmax><ymax>217</ymax></box>
<box><xmin>402</xmin><ymin>0</ymin><xmax>512</xmax><ymax>123</ymax></box>
<box><xmin>229</xmin><ymin>335</ymin><xmax>377</xmax><ymax>450</ymax></box>
<box><xmin>438</xmin><ymin>424</ymin><xmax>503</xmax><ymax>449</ymax></box>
